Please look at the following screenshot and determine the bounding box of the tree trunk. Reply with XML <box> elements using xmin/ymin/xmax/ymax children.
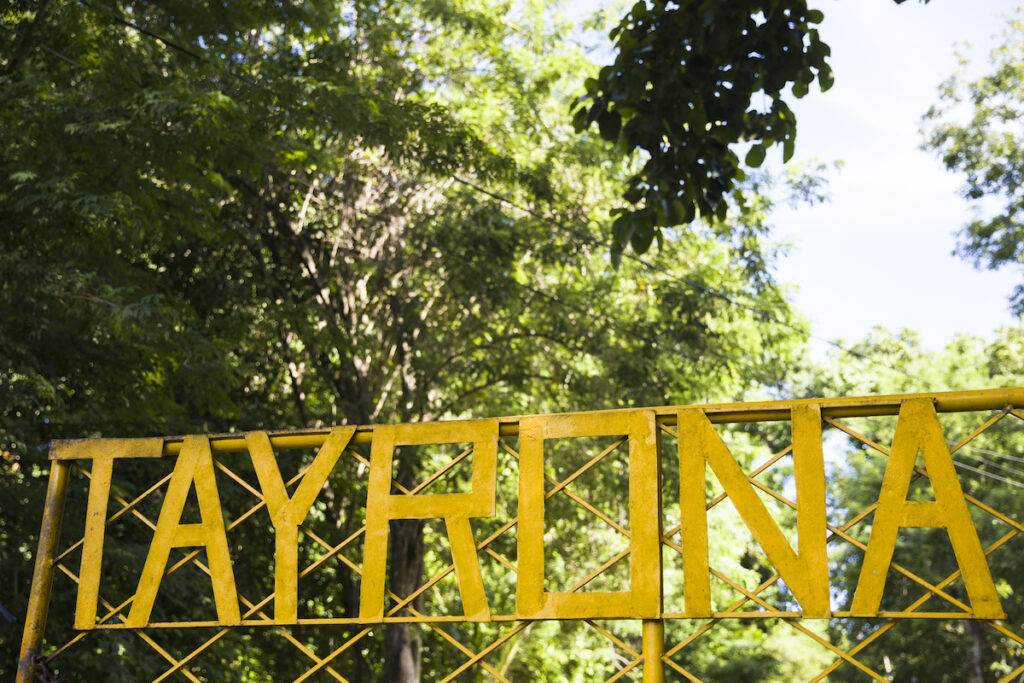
<box><xmin>963</xmin><ymin>619</ymin><xmax>985</xmax><ymax>683</ymax></box>
<box><xmin>381</xmin><ymin>517</ymin><xmax>426</xmax><ymax>682</ymax></box>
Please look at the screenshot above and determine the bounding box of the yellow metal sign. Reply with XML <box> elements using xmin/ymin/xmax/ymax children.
<box><xmin>17</xmin><ymin>388</ymin><xmax>1024</xmax><ymax>682</ymax></box>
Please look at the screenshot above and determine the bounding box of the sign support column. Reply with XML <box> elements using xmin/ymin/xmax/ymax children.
<box><xmin>642</xmin><ymin>619</ymin><xmax>665</xmax><ymax>682</ymax></box>
<box><xmin>17</xmin><ymin>460</ymin><xmax>71</xmax><ymax>683</ymax></box>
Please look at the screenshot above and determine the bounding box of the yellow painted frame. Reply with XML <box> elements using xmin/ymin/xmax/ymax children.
<box><xmin>17</xmin><ymin>388</ymin><xmax>1024</xmax><ymax>683</ymax></box>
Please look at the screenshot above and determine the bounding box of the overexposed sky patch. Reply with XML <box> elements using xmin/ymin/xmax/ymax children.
<box><xmin>770</xmin><ymin>0</ymin><xmax>1023</xmax><ymax>352</ymax></box>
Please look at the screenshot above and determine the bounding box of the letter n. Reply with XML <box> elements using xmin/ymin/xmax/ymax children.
<box><xmin>678</xmin><ymin>405</ymin><xmax>829</xmax><ymax>617</ymax></box>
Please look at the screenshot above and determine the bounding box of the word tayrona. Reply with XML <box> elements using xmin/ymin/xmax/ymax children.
<box><xmin>54</xmin><ymin>395</ymin><xmax>1012</xmax><ymax>629</ymax></box>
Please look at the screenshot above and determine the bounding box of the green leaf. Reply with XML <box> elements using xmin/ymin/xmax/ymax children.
<box><xmin>612</xmin><ymin>213</ymin><xmax>635</xmax><ymax>247</ymax></box>
<box><xmin>745</xmin><ymin>144</ymin><xmax>766</xmax><ymax>168</ymax></box>
<box><xmin>807</xmin><ymin>9</ymin><xmax>824</xmax><ymax>24</ymax></box>
<box><xmin>819</xmin><ymin>67</ymin><xmax>835</xmax><ymax>92</ymax></box>
<box><xmin>630</xmin><ymin>223</ymin><xmax>655</xmax><ymax>253</ymax></box>
<box><xmin>598</xmin><ymin>109</ymin><xmax>622</xmax><ymax>141</ymax></box>
<box><xmin>572</xmin><ymin>107</ymin><xmax>590</xmax><ymax>133</ymax></box>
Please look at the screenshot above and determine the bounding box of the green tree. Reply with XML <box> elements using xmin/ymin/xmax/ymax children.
<box><xmin>923</xmin><ymin>7</ymin><xmax>1024</xmax><ymax>315</ymax></box>
<box><xmin>575</xmin><ymin>0</ymin><xmax>922</xmax><ymax>257</ymax></box>
<box><xmin>809</xmin><ymin>328</ymin><xmax>1024</xmax><ymax>682</ymax></box>
<box><xmin>1</xmin><ymin>0</ymin><xmax>820</xmax><ymax>680</ymax></box>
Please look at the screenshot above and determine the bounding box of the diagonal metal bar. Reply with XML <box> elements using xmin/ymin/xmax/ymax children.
<box><xmin>298</xmin><ymin>506</ymin><xmax>519</xmax><ymax>683</ymax></box>
<box><xmin>582</xmin><ymin>621</ymin><xmax>645</xmax><ymax>683</ymax></box>
<box><xmin>745</xmin><ymin>476</ymin><xmax>972</xmax><ymax>613</ymax></box>
<box><xmin>823</xmin><ymin>418</ymin><xmax>891</xmax><ymax>456</ymax></box>
<box><xmin>585</xmin><ymin>620</ymin><xmax>640</xmax><ymax>659</ymax></box>
<box><xmin>603</xmin><ymin>655</ymin><xmax>643</xmax><ymax>683</ymax></box>
<box><xmin>813</xmin><ymin>524</ymin><xmax>1022</xmax><ymax>680</ymax></box>
<box><xmin>948</xmin><ymin>408</ymin><xmax>1011</xmax><ymax>454</ymax></box>
<box><xmin>407</xmin><ymin>445</ymin><xmax>475</xmax><ymax>495</ymax></box>
<box><xmin>661</xmin><ymin>472</ymin><xmax>908</xmax><ymax>673</ymax></box>
<box><xmin>424</xmin><ymin>621</ymin><xmax>514</xmax><ymax>683</ymax></box>
<box><xmin>437</xmin><ymin>622</ymin><xmax>530</xmax><ymax>683</ymax></box>
<box><xmin>985</xmin><ymin>620</ymin><xmax>1024</xmax><ymax>648</ymax></box>
<box><xmin>70</xmin><ymin>458</ymin><xmax>352</xmax><ymax>681</ymax></box>
<box><xmin>291</xmin><ymin>627</ymin><xmax>377</xmax><ymax>683</ymax></box>
<box><xmin>706</xmin><ymin>566</ymin><xmax>888</xmax><ymax>681</ymax></box>
<box><xmin>663</xmin><ymin>656</ymin><xmax>704</xmax><ymax>683</ymax></box>
<box><xmin>790</xmin><ymin>619</ymin><xmax>890</xmax><ymax>683</ymax></box>
<box><xmin>964</xmin><ymin>493</ymin><xmax>1024</xmax><ymax>534</ymax></box>
<box><xmin>707</xmin><ymin>568</ymin><xmax>792</xmax><ymax>615</ymax></box>
<box><xmin>999</xmin><ymin>661</ymin><xmax>1024</xmax><ymax>683</ymax></box>
<box><xmin>657</xmin><ymin>428</ymin><xmax>794</xmax><ymax>540</ymax></box>
<box><xmin>567</xmin><ymin>548</ymin><xmax>631</xmax><ymax>593</ymax></box>
<box><xmin>485</xmin><ymin>546</ymin><xmax>517</xmax><ymax>573</ymax></box>
<box><xmin>545</xmin><ymin>436</ymin><xmax>628</xmax><ymax>498</ymax></box>
<box><xmin>551</xmin><ymin>485</ymin><xmax>631</xmax><ymax>538</ymax></box>
<box><xmin>53</xmin><ymin>471</ymin><xmax>174</xmax><ymax>565</ymax></box>
<box><xmin>499</xmin><ymin>440</ymin><xmax>631</xmax><ymax>537</ymax></box>
<box><xmin>147</xmin><ymin>534</ymin><xmax>350</xmax><ymax>682</ymax></box>
<box><xmin>53</xmin><ymin>563</ymin><xmax>203</xmax><ymax>683</ymax></box>
<box><xmin>302</xmin><ymin>510</ymin><xmax>519</xmax><ymax>683</ymax></box>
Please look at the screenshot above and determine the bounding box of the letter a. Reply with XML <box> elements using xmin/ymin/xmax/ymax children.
<box><xmin>851</xmin><ymin>398</ymin><xmax>1004</xmax><ymax>618</ymax></box>
<box><xmin>127</xmin><ymin>435</ymin><xmax>240</xmax><ymax>626</ymax></box>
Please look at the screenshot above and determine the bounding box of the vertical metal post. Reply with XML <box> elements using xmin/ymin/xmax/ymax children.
<box><xmin>643</xmin><ymin>410</ymin><xmax>665</xmax><ymax>683</ymax></box>
<box><xmin>642</xmin><ymin>619</ymin><xmax>665</xmax><ymax>683</ymax></box>
<box><xmin>17</xmin><ymin>460</ymin><xmax>71</xmax><ymax>683</ymax></box>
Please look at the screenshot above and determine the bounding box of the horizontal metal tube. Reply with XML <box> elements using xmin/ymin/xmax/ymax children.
<box><xmin>50</xmin><ymin>387</ymin><xmax>1024</xmax><ymax>458</ymax></box>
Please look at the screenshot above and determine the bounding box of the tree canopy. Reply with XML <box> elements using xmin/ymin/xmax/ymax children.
<box><xmin>3</xmin><ymin>0</ymin><xmax>1019</xmax><ymax>680</ymax></box>
<box><xmin>923</xmin><ymin>8</ymin><xmax>1024</xmax><ymax>314</ymax></box>
<box><xmin>0</xmin><ymin>0</ymin><xmax>817</xmax><ymax>679</ymax></box>
<box><xmin>574</xmin><ymin>0</ymin><xmax>923</xmax><ymax>257</ymax></box>
<box><xmin>808</xmin><ymin>327</ymin><xmax>1024</xmax><ymax>682</ymax></box>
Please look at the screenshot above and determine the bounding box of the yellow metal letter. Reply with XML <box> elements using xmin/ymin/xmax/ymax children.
<box><xmin>677</xmin><ymin>406</ymin><xmax>829</xmax><ymax>617</ymax></box>
<box><xmin>516</xmin><ymin>410</ymin><xmax>660</xmax><ymax>619</ymax></box>
<box><xmin>359</xmin><ymin>419</ymin><xmax>497</xmax><ymax>622</ymax></box>
<box><xmin>850</xmin><ymin>398</ymin><xmax>1005</xmax><ymax>618</ymax></box>
<box><xmin>126</xmin><ymin>435</ymin><xmax>240</xmax><ymax>626</ymax></box>
<box><xmin>71</xmin><ymin>438</ymin><xmax>163</xmax><ymax>630</ymax></box>
<box><xmin>247</xmin><ymin>427</ymin><xmax>355</xmax><ymax>623</ymax></box>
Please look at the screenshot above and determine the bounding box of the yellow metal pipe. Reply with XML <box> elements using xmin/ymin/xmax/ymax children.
<box><xmin>47</xmin><ymin>387</ymin><xmax>1024</xmax><ymax>458</ymax></box>
<box><xmin>642</xmin><ymin>619</ymin><xmax>665</xmax><ymax>683</ymax></box>
<box><xmin>17</xmin><ymin>461</ymin><xmax>71</xmax><ymax>683</ymax></box>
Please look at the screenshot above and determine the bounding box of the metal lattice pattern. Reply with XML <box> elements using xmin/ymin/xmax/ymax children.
<box><xmin>16</xmin><ymin>391</ymin><xmax>1024</xmax><ymax>682</ymax></box>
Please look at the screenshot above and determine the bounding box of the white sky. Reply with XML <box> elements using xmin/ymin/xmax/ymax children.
<box><xmin>768</xmin><ymin>0</ymin><xmax>1024</xmax><ymax>352</ymax></box>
